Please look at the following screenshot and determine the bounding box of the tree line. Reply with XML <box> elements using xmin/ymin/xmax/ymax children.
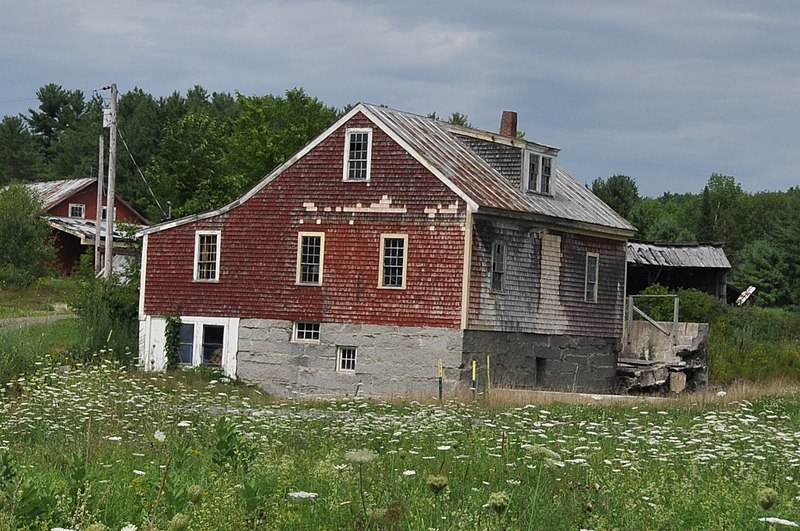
<box><xmin>591</xmin><ymin>174</ymin><xmax>799</xmax><ymax>308</ymax></box>
<box><xmin>0</xmin><ymin>84</ymin><xmax>797</xmax><ymax>308</ymax></box>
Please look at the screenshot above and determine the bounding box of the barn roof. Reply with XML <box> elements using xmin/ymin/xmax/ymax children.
<box><xmin>364</xmin><ymin>104</ymin><xmax>636</xmax><ymax>233</ymax></box>
<box><xmin>25</xmin><ymin>178</ymin><xmax>95</xmax><ymax>210</ymax></box>
<box><xmin>627</xmin><ymin>242</ymin><xmax>731</xmax><ymax>269</ymax></box>
<box><xmin>139</xmin><ymin>103</ymin><xmax>636</xmax><ymax>237</ymax></box>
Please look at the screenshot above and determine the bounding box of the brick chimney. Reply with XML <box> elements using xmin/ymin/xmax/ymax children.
<box><xmin>500</xmin><ymin>111</ymin><xmax>517</xmax><ymax>137</ymax></box>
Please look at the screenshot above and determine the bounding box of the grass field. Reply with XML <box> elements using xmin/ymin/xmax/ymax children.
<box><xmin>0</xmin><ymin>278</ymin><xmax>79</xmax><ymax>319</ymax></box>
<box><xmin>2</xmin><ymin>362</ymin><xmax>800</xmax><ymax>530</ymax></box>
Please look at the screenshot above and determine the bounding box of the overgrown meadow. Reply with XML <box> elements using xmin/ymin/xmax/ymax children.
<box><xmin>2</xmin><ymin>362</ymin><xmax>800</xmax><ymax>530</ymax></box>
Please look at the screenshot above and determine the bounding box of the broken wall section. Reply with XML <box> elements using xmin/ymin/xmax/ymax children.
<box><xmin>620</xmin><ymin>321</ymin><xmax>709</xmax><ymax>393</ymax></box>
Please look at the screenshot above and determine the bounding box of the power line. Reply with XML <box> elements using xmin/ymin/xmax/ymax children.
<box><xmin>116</xmin><ymin>126</ymin><xmax>168</xmax><ymax>218</ymax></box>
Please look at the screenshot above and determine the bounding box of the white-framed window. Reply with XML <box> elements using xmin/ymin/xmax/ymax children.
<box><xmin>69</xmin><ymin>203</ymin><xmax>85</xmax><ymax>218</ymax></box>
<box><xmin>491</xmin><ymin>242</ymin><xmax>506</xmax><ymax>293</ymax></box>
<box><xmin>194</xmin><ymin>230</ymin><xmax>221</xmax><ymax>282</ymax></box>
<box><xmin>293</xmin><ymin>322</ymin><xmax>321</xmax><ymax>342</ymax></box>
<box><xmin>336</xmin><ymin>346</ymin><xmax>357</xmax><ymax>373</ymax></box>
<box><xmin>524</xmin><ymin>151</ymin><xmax>555</xmax><ymax>196</ymax></box>
<box><xmin>175</xmin><ymin>319</ymin><xmax>231</xmax><ymax>368</ymax></box>
<box><xmin>101</xmin><ymin>206</ymin><xmax>116</xmax><ymax>221</ymax></box>
<box><xmin>296</xmin><ymin>232</ymin><xmax>324</xmax><ymax>285</ymax></box>
<box><xmin>379</xmin><ymin>234</ymin><xmax>407</xmax><ymax>289</ymax></box>
<box><xmin>343</xmin><ymin>128</ymin><xmax>372</xmax><ymax>181</ymax></box>
<box><xmin>585</xmin><ymin>253</ymin><xmax>599</xmax><ymax>303</ymax></box>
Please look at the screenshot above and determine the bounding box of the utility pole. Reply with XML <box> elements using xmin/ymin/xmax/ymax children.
<box><xmin>95</xmin><ymin>126</ymin><xmax>105</xmax><ymax>273</ymax></box>
<box><xmin>103</xmin><ymin>84</ymin><xmax>118</xmax><ymax>279</ymax></box>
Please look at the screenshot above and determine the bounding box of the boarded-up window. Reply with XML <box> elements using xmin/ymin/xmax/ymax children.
<box><xmin>585</xmin><ymin>253</ymin><xmax>599</xmax><ymax>302</ymax></box>
<box><xmin>491</xmin><ymin>242</ymin><xmax>506</xmax><ymax>293</ymax></box>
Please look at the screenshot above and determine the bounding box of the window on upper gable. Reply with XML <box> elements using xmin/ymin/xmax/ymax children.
<box><xmin>585</xmin><ymin>253</ymin><xmax>599</xmax><ymax>303</ymax></box>
<box><xmin>343</xmin><ymin>128</ymin><xmax>372</xmax><ymax>181</ymax></box>
<box><xmin>101</xmin><ymin>206</ymin><xmax>116</xmax><ymax>221</ymax></box>
<box><xmin>379</xmin><ymin>234</ymin><xmax>407</xmax><ymax>289</ymax></box>
<box><xmin>297</xmin><ymin>232</ymin><xmax>324</xmax><ymax>285</ymax></box>
<box><xmin>194</xmin><ymin>230</ymin><xmax>221</xmax><ymax>282</ymax></box>
<box><xmin>69</xmin><ymin>203</ymin><xmax>86</xmax><ymax>218</ymax></box>
<box><xmin>491</xmin><ymin>242</ymin><xmax>506</xmax><ymax>293</ymax></box>
<box><xmin>524</xmin><ymin>151</ymin><xmax>555</xmax><ymax>196</ymax></box>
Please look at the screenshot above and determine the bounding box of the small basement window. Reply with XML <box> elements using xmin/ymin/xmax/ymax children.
<box><xmin>336</xmin><ymin>346</ymin><xmax>357</xmax><ymax>373</ymax></box>
<box><xmin>202</xmin><ymin>325</ymin><xmax>225</xmax><ymax>366</ymax></box>
<box><xmin>293</xmin><ymin>322</ymin><xmax>321</xmax><ymax>342</ymax></box>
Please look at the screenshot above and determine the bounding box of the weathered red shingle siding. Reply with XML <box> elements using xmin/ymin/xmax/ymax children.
<box><xmin>143</xmin><ymin>113</ymin><xmax>467</xmax><ymax>329</ymax></box>
<box><xmin>48</xmin><ymin>182</ymin><xmax>141</xmax><ymax>222</ymax></box>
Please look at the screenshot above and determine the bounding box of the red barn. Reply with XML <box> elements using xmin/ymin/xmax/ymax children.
<box><xmin>137</xmin><ymin>104</ymin><xmax>635</xmax><ymax>396</ymax></box>
<box><xmin>26</xmin><ymin>178</ymin><xmax>148</xmax><ymax>275</ymax></box>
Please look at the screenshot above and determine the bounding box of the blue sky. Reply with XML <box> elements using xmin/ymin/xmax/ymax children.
<box><xmin>1</xmin><ymin>0</ymin><xmax>798</xmax><ymax>197</ymax></box>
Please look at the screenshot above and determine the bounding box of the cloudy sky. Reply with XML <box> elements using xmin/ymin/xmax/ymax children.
<box><xmin>1</xmin><ymin>0</ymin><xmax>798</xmax><ymax>197</ymax></box>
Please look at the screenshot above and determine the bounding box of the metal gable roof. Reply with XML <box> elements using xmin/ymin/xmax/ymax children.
<box><xmin>627</xmin><ymin>242</ymin><xmax>731</xmax><ymax>269</ymax></box>
<box><xmin>362</xmin><ymin>104</ymin><xmax>636</xmax><ymax>234</ymax></box>
<box><xmin>25</xmin><ymin>178</ymin><xmax>95</xmax><ymax>210</ymax></box>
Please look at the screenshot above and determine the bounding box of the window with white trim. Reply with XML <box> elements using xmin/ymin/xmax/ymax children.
<box><xmin>379</xmin><ymin>234</ymin><xmax>407</xmax><ymax>289</ymax></box>
<box><xmin>585</xmin><ymin>253</ymin><xmax>599</xmax><ymax>303</ymax></box>
<box><xmin>491</xmin><ymin>242</ymin><xmax>506</xmax><ymax>293</ymax></box>
<box><xmin>69</xmin><ymin>203</ymin><xmax>85</xmax><ymax>218</ymax></box>
<box><xmin>524</xmin><ymin>151</ymin><xmax>555</xmax><ymax>196</ymax></box>
<box><xmin>336</xmin><ymin>346</ymin><xmax>357</xmax><ymax>373</ymax></box>
<box><xmin>296</xmin><ymin>232</ymin><xmax>324</xmax><ymax>285</ymax></box>
<box><xmin>177</xmin><ymin>322</ymin><xmax>226</xmax><ymax>367</ymax></box>
<box><xmin>194</xmin><ymin>231</ymin><xmax>221</xmax><ymax>281</ymax></box>
<box><xmin>293</xmin><ymin>322</ymin><xmax>320</xmax><ymax>342</ymax></box>
<box><xmin>101</xmin><ymin>206</ymin><xmax>116</xmax><ymax>221</ymax></box>
<box><xmin>343</xmin><ymin>128</ymin><xmax>372</xmax><ymax>181</ymax></box>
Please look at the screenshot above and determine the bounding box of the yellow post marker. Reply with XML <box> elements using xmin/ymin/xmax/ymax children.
<box><xmin>437</xmin><ymin>358</ymin><xmax>443</xmax><ymax>401</ymax></box>
<box><xmin>471</xmin><ymin>359</ymin><xmax>477</xmax><ymax>399</ymax></box>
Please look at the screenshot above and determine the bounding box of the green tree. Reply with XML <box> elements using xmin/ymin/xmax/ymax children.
<box><xmin>729</xmin><ymin>239</ymin><xmax>788</xmax><ymax>307</ymax></box>
<box><xmin>147</xmin><ymin>111</ymin><xmax>240</xmax><ymax>218</ymax></box>
<box><xmin>0</xmin><ymin>184</ymin><xmax>53</xmax><ymax>286</ymax></box>
<box><xmin>226</xmin><ymin>88</ymin><xmax>338</xmax><ymax>188</ymax></box>
<box><xmin>590</xmin><ymin>174</ymin><xmax>640</xmax><ymax>220</ymax></box>
<box><xmin>25</xmin><ymin>84</ymin><xmax>87</xmax><ymax>168</ymax></box>
<box><xmin>0</xmin><ymin>116</ymin><xmax>45</xmax><ymax>184</ymax></box>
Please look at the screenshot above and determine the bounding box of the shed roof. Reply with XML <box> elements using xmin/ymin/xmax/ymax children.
<box><xmin>26</xmin><ymin>178</ymin><xmax>95</xmax><ymax>210</ymax></box>
<box><xmin>627</xmin><ymin>242</ymin><xmax>731</xmax><ymax>269</ymax></box>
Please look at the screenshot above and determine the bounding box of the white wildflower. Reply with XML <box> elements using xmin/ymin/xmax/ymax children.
<box><xmin>177</xmin><ymin>420</ymin><xmax>191</xmax><ymax>428</ymax></box>
<box><xmin>121</xmin><ymin>525</ymin><xmax>138</xmax><ymax>531</ymax></box>
<box><xmin>288</xmin><ymin>491</ymin><xmax>318</xmax><ymax>499</ymax></box>
<box><xmin>154</xmin><ymin>430</ymin><xmax>166</xmax><ymax>442</ymax></box>
<box><xmin>437</xmin><ymin>445</ymin><xmax>452</xmax><ymax>451</ymax></box>
<box><xmin>717</xmin><ymin>391</ymin><xmax>727</xmax><ymax>397</ymax></box>
<box><xmin>133</xmin><ymin>470</ymin><xmax>146</xmax><ymax>476</ymax></box>
<box><xmin>107</xmin><ymin>436</ymin><xmax>122</xmax><ymax>441</ymax></box>
<box><xmin>758</xmin><ymin>517</ymin><xmax>799</xmax><ymax>527</ymax></box>
<box><xmin>403</xmin><ymin>470</ymin><xmax>416</xmax><ymax>476</ymax></box>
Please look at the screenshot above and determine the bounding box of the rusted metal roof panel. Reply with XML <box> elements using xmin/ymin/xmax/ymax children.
<box><xmin>26</xmin><ymin>178</ymin><xmax>95</xmax><ymax>210</ymax></box>
<box><xmin>363</xmin><ymin>104</ymin><xmax>636</xmax><ymax>233</ymax></box>
<box><xmin>627</xmin><ymin>242</ymin><xmax>731</xmax><ymax>269</ymax></box>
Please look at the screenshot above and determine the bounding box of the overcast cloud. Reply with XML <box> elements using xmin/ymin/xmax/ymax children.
<box><xmin>1</xmin><ymin>0</ymin><xmax>798</xmax><ymax>196</ymax></box>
